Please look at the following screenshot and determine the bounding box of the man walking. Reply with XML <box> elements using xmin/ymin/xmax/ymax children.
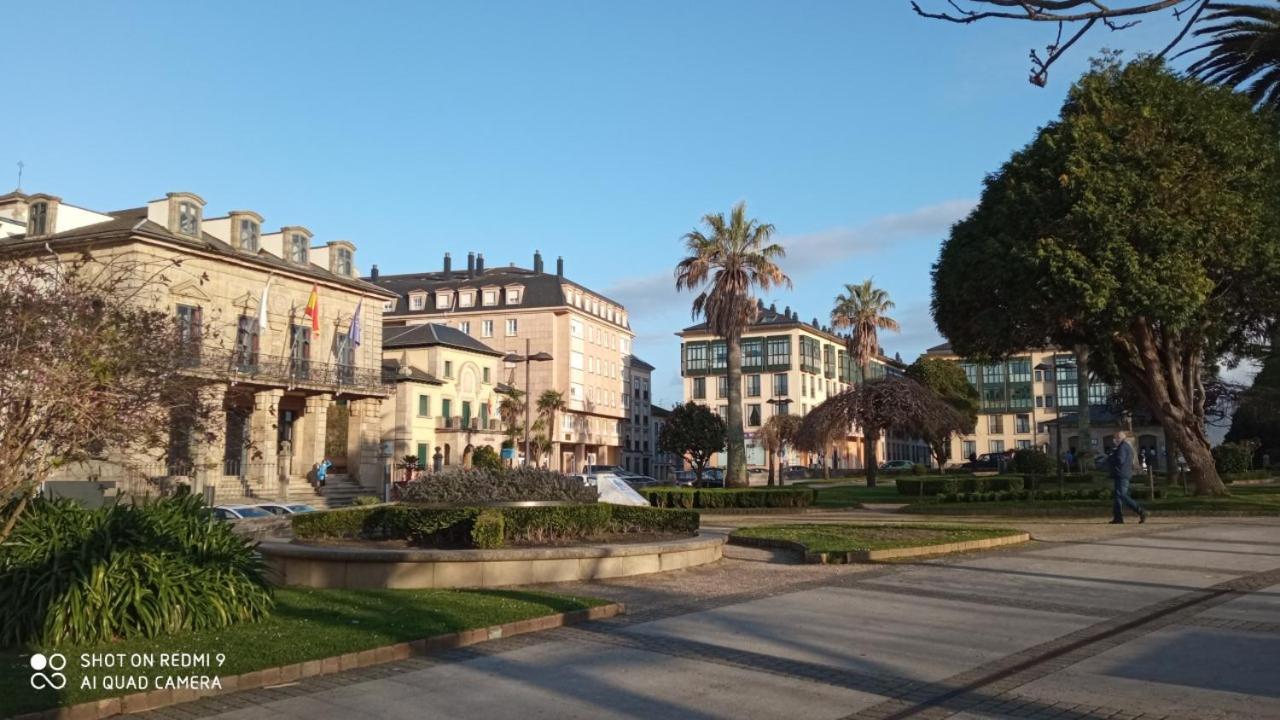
<box><xmin>1108</xmin><ymin>431</ymin><xmax>1147</xmax><ymax>524</ymax></box>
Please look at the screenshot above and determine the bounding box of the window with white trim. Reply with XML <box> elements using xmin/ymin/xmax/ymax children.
<box><xmin>505</xmin><ymin>319</ymin><xmax>517</xmax><ymax>336</ymax></box>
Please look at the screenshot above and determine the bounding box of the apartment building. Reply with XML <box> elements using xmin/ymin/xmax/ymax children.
<box><xmin>623</xmin><ymin>356</ymin><xmax>655</xmax><ymax>476</ymax></box>
<box><xmin>0</xmin><ymin>189</ymin><xmax>394</xmax><ymax>500</ymax></box>
<box><xmin>649</xmin><ymin>405</ymin><xmax>680</xmax><ymax>481</ymax></box>
<box><xmin>370</xmin><ymin>251</ymin><xmax>633</xmax><ymax>471</ymax></box>
<box><xmin>381</xmin><ymin>323</ymin><xmax>508</xmax><ymax>470</ymax></box>
<box><xmin>678</xmin><ymin>302</ymin><xmax>926</xmax><ymax>469</ymax></box>
<box><xmin>924</xmin><ymin>343</ymin><xmax>1169</xmax><ymax>467</ymax></box>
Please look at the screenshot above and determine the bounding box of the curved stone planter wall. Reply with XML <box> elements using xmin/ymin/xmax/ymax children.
<box><xmin>260</xmin><ymin>533</ymin><xmax>725</xmax><ymax>589</ymax></box>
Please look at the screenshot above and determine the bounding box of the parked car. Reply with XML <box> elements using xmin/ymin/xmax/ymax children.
<box><xmin>211</xmin><ymin>505</ymin><xmax>274</xmax><ymax>521</ymax></box>
<box><xmin>255</xmin><ymin>503</ymin><xmax>318</xmax><ymax>515</ymax></box>
<box><xmin>880</xmin><ymin>460</ymin><xmax>915</xmax><ymax>472</ymax></box>
<box><xmin>671</xmin><ymin>469</ymin><xmax>725</xmax><ymax>487</ymax></box>
<box><xmin>583</xmin><ymin>464</ymin><xmax>635</xmax><ymax>476</ymax></box>
<box><xmin>624</xmin><ymin>475</ymin><xmax>661</xmax><ymax>490</ymax></box>
<box><xmin>782</xmin><ymin>466</ymin><xmax>809</xmax><ymax>480</ymax></box>
<box><xmin>960</xmin><ymin>453</ymin><xmax>1002</xmax><ymax>471</ymax></box>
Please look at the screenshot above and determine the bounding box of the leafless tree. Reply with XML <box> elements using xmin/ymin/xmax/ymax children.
<box><xmin>911</xmin><ymin>0</ymin><xmax>1211</xmax><ymax>85</ymax></box>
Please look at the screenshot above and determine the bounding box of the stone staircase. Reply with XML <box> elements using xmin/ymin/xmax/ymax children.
<box><xmin>209</xmin><ymin>473</ymin><xmax>372</xmax><ymax>510</ymax></box>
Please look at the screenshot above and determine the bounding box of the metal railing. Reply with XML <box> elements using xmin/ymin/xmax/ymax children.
<box><xmin>179</xmin><ymin>345</ymin><xmax>389</xmax><ymax>395</ymax></box>
<box><xmin>437</xmin><ymin>417</ymin><xmax>502</xmax><ymax>432</ymax></box>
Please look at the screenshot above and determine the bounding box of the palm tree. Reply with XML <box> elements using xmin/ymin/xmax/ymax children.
<box><xmin>497</xmin><ymin>388</ymin><xmax>525</xmax><ymax>463</ymax></box>
<box><xmin>675</xmin><ymin>202</ymin><xmax>791</xmax><ymax>488</ymax></box>
<box><xmin>536</xmin><ymin>389</ymin><xmax>567</xmax><ymax>471</ymax></box>
<box><xmin>831</xmin><ymin>279</ymin><xmax>900</xmax><ymax>488</ymax></box>
<box><xmin>759</xmin><ymin>413</ymin><xmax>803</xmax><ymax>486</ymax></box>
<box><xmin>1184</xmin><ymin>2</ymin><xmax>1280</xmax><ymax>109</ymax></box>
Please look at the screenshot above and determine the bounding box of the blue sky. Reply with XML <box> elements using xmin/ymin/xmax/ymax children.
<box><xmin>4</xmin><ymin>1</ymin><xmax>1190</xmax><ymax>406</ymax></box>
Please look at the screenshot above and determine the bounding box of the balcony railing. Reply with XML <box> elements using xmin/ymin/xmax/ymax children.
<box><xmin>180</xmin><ymin>345</ymin><xmax>389</xmax><ymax>395</ymax></box>
<box><xmin>437</xmin><ymin>417</ymin><xmax>503</xmax><ymax>432</ymax></box>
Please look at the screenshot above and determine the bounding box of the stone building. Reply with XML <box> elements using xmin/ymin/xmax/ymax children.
<box><xmin>923</xmin><ymin>343</ymin><xmax>1170</xmax><ymax>469</ymax></box>
<box><xmin>623</xmin><ymin>356</ymin><xmax>655</xmax><ymax>476</ymax></box>
<box><xmin>0</xmin><ymin>190</ymin><xmax>394</xmax><ymax>503</ymax></box>
<box><xmin>678</xmin><ymin>302</ymin><xmax>931</xmax><ymax>470</ymax></box>
<box><xmin>381</xmin><ymin>323</ymin><xmax>509</xmax><ymax>471</ymax></box>
<box><xmin>370</xmin><ymin>251</ymin><xmax>633</xmax><ymax>471</ymax></box>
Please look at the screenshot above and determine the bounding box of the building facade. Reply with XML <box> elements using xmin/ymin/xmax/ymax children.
<box><xmin>370</xmin><ymin>251</ymin><xmax>633</xmax><ymax>471</ymax></box>
<box><xmin>923</xmin><ymin>343</ymin><xmax>1170</xmax><ymax>468</ymax></box>
<box><xmin>623</xmin><ymin>356</ymin><xmax>655</xmax><ymax>476</ymax></box>
<box><xmin>381</xmin><ymin>323</ymin><xmax>508</xmax><ymax>471</ymax></box>
<box><xmin>649</xmin><ymin>405</ymin><xmax>680</xmax><ymax>481</ymax></box>
<box><xmin>678</xmin><ymin>302</ymin><xmax>926</xmax><ymax>470</ymax></box>
<box><xmin>0</xmin><ymin>190</ymin><xmax>394</xmax><ymax>502</ymax></box>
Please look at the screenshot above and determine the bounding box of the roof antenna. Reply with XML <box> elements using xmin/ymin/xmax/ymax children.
<box><xmin>16</xmin><ymin>160</ymin><xmax>23</xmax><ymax>191</ymax></box>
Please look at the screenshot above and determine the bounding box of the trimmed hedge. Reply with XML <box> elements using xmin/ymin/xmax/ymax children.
<box><xmin>938</xmin><ymin>486</ymin><xmax>1167</xmax><ymax>503</ymax></box>
<box><xmin>897</xmin><ymin>474</ymin><xmax>1097</xmax><ymax>497</ymax></box>
<box><xmin>291</xmin><ymin>503</ymin><xmax>698</xmax><ymax>548</ymax></box>
<box><xmin>641</xmin><ymin>487</ymin><xmax>815</xmax><ymax>509</ymax></box>
<box><xmin>399</xmin><ymin>467</ymin><xmax>597</xmax><ymax>504</ymax></box>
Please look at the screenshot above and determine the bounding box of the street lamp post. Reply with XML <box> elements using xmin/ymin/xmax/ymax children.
<box><xmin>504</xmin><ymin>339</ymin><xmax>553</xmax><ymax>468</ymax></box>
<box><xmin>1036</xmin><ymin>359</ymin><xmax>1073</xmax><ymax>493</ymax></box>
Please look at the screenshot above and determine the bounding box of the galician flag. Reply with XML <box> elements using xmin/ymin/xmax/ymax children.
<box><xmin>349</xmin><ymin>298</ymin><xmax>363</xmax><ymax>346</ymax></box>
<box><xmin>257</xmin><ymin>276</ymin><xmax>272</xmax><ymax>331</ymax></box>
<box><xmin>303</xmin><ymin>284</ymin><xmax>320</xmax><ymax>332</ymax></box>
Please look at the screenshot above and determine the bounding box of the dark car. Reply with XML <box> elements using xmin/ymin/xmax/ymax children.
<box><xmin>961</xmin><ymin>453</ymin><xmax>1002</xmax><ymax>471</ymax></box>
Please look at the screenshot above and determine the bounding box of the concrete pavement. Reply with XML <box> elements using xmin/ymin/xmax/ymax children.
<box><xmin>134</xmin><ymin>517</ymin><xmax>1280</xmax><ymax>720</ymax></box>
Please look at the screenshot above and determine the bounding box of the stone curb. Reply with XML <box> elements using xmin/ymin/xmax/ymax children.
<box><xmin>728</xmin><ymin>532</ymin><xmax>1030</xmax><ymax>564</ymax></box>
<box><xmin>10</xmin><ymin>602</ymin><xmax>624</xmax><ymax>720</ymax></box>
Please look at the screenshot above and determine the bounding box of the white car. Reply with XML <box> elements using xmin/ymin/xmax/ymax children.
<box><xmin>212</xmin><ymin>505</ymin><xmax>274</xmax><ymax>521</ymax></box>
<box><xmin>255</xmin><ymin>503</ymin><xmax>318</xmax><ymax>515</ymax></box>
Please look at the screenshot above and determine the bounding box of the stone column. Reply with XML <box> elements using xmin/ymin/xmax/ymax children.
<box><xmin>193</xmin><ymin>384</ymin><xmax>228</xmax><ymax>498</ymax></box>
<box><xmin>249</xmin><ymin>388</ymin><xmax>285</xmax><ymax>489</ymax></box>
<box><xmin>297</xmin><ymin>393</ymin><xmax>332</xmax><ymax>480</ymax></box>
<box><xmin>346</xmin><ymin>397</ymin><xmax>384</xmax><ymax>489</ymax></box>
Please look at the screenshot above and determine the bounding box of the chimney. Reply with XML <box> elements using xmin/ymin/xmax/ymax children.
<box><xmin>467</xmin><ymin>251</ymin><xmax>476</xmax><ymax>279</ymax></box>
<box><xmin>443</xmin><ymin>252</ymin><xmax>452</xmax><ymax>280</ymax></box>
<box><xmin>556</xmin><ymin>256</ymin><xmax>564</xmax><ymax>277</ymax></box>
<box><xmin>476</xmin><ymin>253</ymin><xmax>485</xmax><ymax>274</ymax></box>
<box><xmin>783</xmin><ymin>306</ymin><xmax>791</xmax><ymax>319</ymax></box>
<box><xmin>370</xmin><ymin>264</ymin><xmax>379</xmax><ymax>280</ymax></box>
<box><xmin>534</xmin><ymin>250</ymin><xmax>544</xmax><ymax>274</ymax></box>
<box><xmin>769</xmin><ymin>303</ymin><xmax>777</xmax><ymax>314</ymax></box>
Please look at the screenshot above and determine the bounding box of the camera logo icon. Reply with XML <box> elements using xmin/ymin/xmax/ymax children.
<box><xmin>30</xmin><ymin>653</ymin><xmax>68</xmax><ymax>690</ymax></box>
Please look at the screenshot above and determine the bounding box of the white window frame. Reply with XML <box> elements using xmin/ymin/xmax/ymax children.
<box><xmin>505</xmin><ymin>319</ymin><xmax>518</xmax><ymax>336</ymax></box>
<box><xmin>481</xmin><ymin>320</ymin><xmax>494</xmax><ymax>338</ymax></box>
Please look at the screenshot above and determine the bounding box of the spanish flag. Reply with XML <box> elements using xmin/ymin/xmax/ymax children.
<box><xmin>303</xmin><ymin>284</ymin><xmax>320</xmax><ymax>332</ymax></box>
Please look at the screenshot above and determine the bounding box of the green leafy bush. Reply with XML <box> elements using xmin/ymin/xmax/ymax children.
<box><xmin>1213</xmin><ymin>442</ymin><xmax>1255</xmax><ymax>474</ymax></box>
<box><xmin>351</xmin><ymin>495</ymin><xmax>381</xmax><ymax>506</ymax></box>
<box><xmin>292</xmin><ymin>503</ymin><xmax>698</xmax><ymax>548</ymax></box>
<box><xmin>471</xmin><ymin>446</ymin><xmax>505</xmax><ymax>473</ymax></box>
<box><xmin>0</xmin><ymin>495</ymin><xmax>272</xmax><ymax>646</ymax></box>
<box><xmin>1013</xmin><ymin>449</ymin><xmax>1052</xmax><ymax>475</ymax></box>
<box><xmin>641</xmin><ymin>487</ymin><xmax>815</xmax><ymax>509</ymax></box>
<box><xmin>399</xmin><ymin>467</ymin><xmax>596</xmax><ymax>505</ymax></box>
<box><xmin>911</xmin><ymin>464</ymin><xmax>929</xmax><ymax>476</ymax></box>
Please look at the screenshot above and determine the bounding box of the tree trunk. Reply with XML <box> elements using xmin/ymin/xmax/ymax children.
<box><xmin>823</xmin><ymin>445</ymin><xmax>831</xmax><ymax>481</ymax></box>
<box><xmin>725</xmin><ymin>333</ymin><xmax>748</xmax><ymax>487</ymax></box>
<box><xmin>862</xmin><ymin>359</ymin><xmax>879</xmax><ymax>488</ymax></box>
<box><xmin>1074</xmin><ymin>345</ymin><xmax>1092</xmax><ymax>460</ymax></box>
<box><xmin>767</xmin><ymin>449</ymin><xmax>776</xmax><ymax>486</ymax></box>
<box><xmin>0</xmin><ymin>490</ymin><xmax>32</xmax><ymax>545</ymax></box>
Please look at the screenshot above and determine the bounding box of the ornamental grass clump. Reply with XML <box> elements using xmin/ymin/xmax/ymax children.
<box><xmin>0</xmin><ymin>494</ymin><xmax>273</xmax><ymax>647</ymax></box>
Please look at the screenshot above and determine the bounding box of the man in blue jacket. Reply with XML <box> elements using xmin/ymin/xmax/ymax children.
<box><xmin>1108</xmin><ymin>431</ymin><xmax>1148</xmax><ymax>524</ymax></box>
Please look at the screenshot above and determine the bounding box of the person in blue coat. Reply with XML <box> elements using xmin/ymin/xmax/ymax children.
<box><xmin>315</xmin><ymin>458</ymin><xmax>332</xmax><ymax>488</ymax></box>
<box><xmin>1107</xmin><ymin>431</ymin><xmax>1147</xmax><ymax>524</ymax></box>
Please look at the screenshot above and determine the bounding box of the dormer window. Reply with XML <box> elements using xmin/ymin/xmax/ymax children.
<box><xmin>289</xmin><ymin>233</ymin><xmax>309</xmax><ymax>264</ymax></box>
<box><xmin>482</xmin><ymin>289</ymin><xmax>498</xmax><ymax>306</ymax></box>
<box><xmin>178</xmin><ymin>201</ymin><xmax>200</xmax><ymax>236</ymax></box>
<box><xmin>239</xmin><ymin>218</ymin><xmax>260</xmax><ymax>252</ymax></box>
<box><xmin>459</xmin><ymin>291</ymin><xmax>475</xmax><ymax>308</ymax></box>
<box><xmin>336</xmin><ymin>247</ymin><xmax>352</xmax><ymax>276</ymax></box>
<box><xmin>409</xmin><ymin>292</ymin><xmax>426</xmax><ymax>311</ymax></box>
<box><xmin>437</xmin><ymin>291</ymin><xmax>454</xmax><ymax>309</ymax></box>
<box><xmin>383</xmin><ymin>299</ymin><xmax>396</xmax><ymax>312</ymax></box>
<box><xmin>505</xmin><ymin>287</ymin><xmax>522</xmax><ymax>305</ymax></box>
<box><xmin>28</xmin><ymin>202</ymin><xmax>48</xmax><ymax>236</ymax></box>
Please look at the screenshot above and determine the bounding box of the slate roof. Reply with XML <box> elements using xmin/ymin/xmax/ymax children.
<box><xmin>627</xmin><ymin>355</ymin><xmax>655</xmax><ymax>371</ymax></box>
<box><xmin>0</xmin><ymin>206</ymin><xmax>395</xmax><ymax>298</ymax></box>
<box><xmin>926</xmin><ymin>341</ymin><xmax>954</xmax><ymax>354</ymax></box>
<box><xmin>382</xmin><ymin>323</ymin><xmax>504</xmax><ymax>356</ymax></box>
<box><xmin>381</xmin><ymin>360</ymin><xmax>444</xmax><ymax>385</ymax></box>
<box><xmin>369</xmin><ymin>263</ymin><xmax>628</xmax><ymax>324</ymax></box>
<box><xmin>680</xmin><ymin>300</ymin><xmax>902</xmax><ymax>365</ymax></box>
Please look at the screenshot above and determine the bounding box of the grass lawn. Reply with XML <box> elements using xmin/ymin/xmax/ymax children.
<box><xmin>1</xmin><ymin>587</ymin><xmax>606</xmax><ymax>717</ymax></box>
<box><xmin>730</xmin><ymin>523</ymin><xmax>1022</xmax><ymax>554</ymax></box>
<box><xmin>810</xmin><ymin>484</ymin><xmax>915</xmax><ymax>508</ymax></box>
<box><xmin>901</xmin><ymin>483</ymin><xmax>1280</xmax><ymax>517</ymax></box>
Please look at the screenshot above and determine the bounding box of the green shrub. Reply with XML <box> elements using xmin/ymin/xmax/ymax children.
<box><xmin>1013</xmin><ymin>448</ymin><xmax>1052</xmax><ymax>475</ymax></box>
<box><xmin>351</xmin><ymin>495</ymin><xmax>381</xmax><ymax>506</ymax></box>
<box><xmin>1213</xmin><ymin>442</ymin><xmax>1255</xmax><ymax>474</ymax></box>
<box><xmin>471</xmin><ymin>509</ymin><xmax>505</xmax><ymax>549</ymax></box>
<box><xmin>471</xmin><ymin>446</ymin><xmax>506</xmax><ymax>473</ymax></box>
<box><xmin>911</xmin><ymin>464</ymin><xmax>928</xmax><ymax>476</ymax></box>
<box><xmin>399</xmin><ymin>467</ymin><xmax>596</xmax><ymax>505</ymax></box>
<box><xmin>642</xmin><ymin>487</ymin><xmax>814</xmax><ymax>509</ymax></box>
<box><xmin>0</xmin><ymin>495</ymin><xmax>272</xmax><ymax>646</ymax></box>
<box><xmin>291</xmin><ymin>503</ymin><xmax>698</xmax><ymax>548</ymax></box>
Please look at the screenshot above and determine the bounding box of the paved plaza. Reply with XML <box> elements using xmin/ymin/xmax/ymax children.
<box><xmin>137</xmin><ymin>515</ymin><xmax>1280</xmax><ymax>720</ymax></box>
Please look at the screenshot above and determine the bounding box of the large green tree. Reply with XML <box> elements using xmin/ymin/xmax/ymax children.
<box><xmin>932</xmin><ymin>57</ymin><xmax>1280</xmax><ymax>496</ymax></box>
<box><xmin>906</xmin><ymin>357</ymin><xmax>980</xmax><ymax>470</ymax></box>
<box><xmin>1225</xmin><ymin>337</ymin><xmax>1280</xmax><ymax>461</ymax></box>
<box><xmin>675</xmin><ymin>202</ymin><xmax>790</xmax><ymax>487</ymax></box>
<box><xmin>831</xmin><ymin>280</ymin><xmax>900</xmax><ymax>487</ymax></box>
<box><xmin>1186</xmin><ymin>2</ymin><xmax>1280</xmax><ymax>110</ymax></box>
<box><xmin>658</xmin><ymin>402</ymin><xmax>727</xmax><ymax>486</ymax></box>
